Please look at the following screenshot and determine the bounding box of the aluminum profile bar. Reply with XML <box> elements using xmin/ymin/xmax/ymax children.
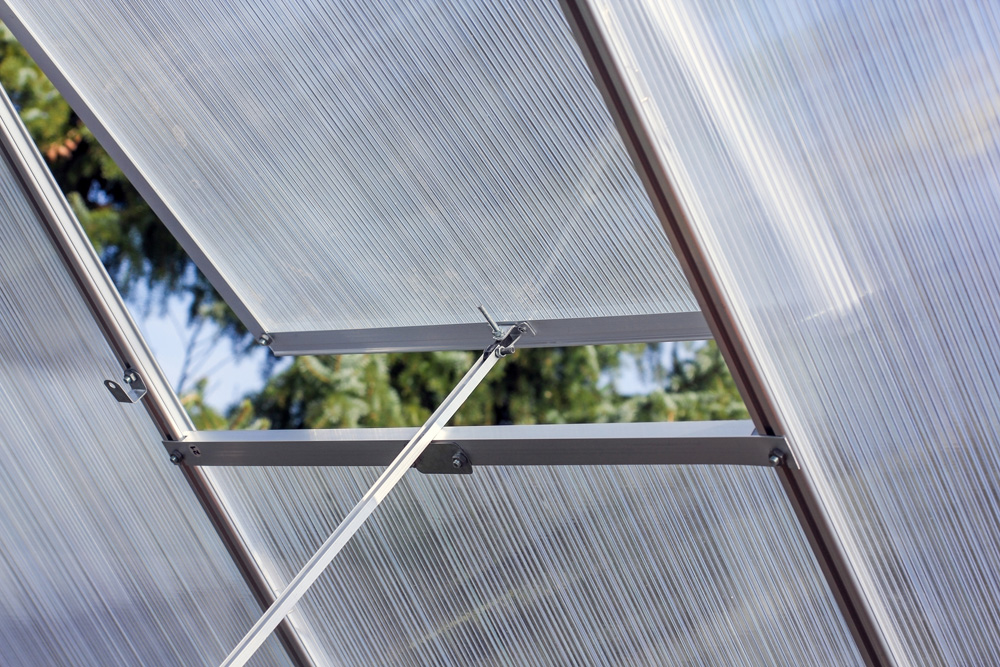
<box><xmin>220</xmin><ymin>324</ymin><xmax>528</xmax><ymax>667</ymax></box>
<box><xmin>265</xmin><ymin>311</ymin><xmax>711</xmax><ymax>355</ymax></box>
<box><xmin>557</xmin><ymin>2</ymin><xmax>893</xmax><ymax>665</ymax></box>
<box><xmin>171</xmin><ymin>420</ymin><xmax>783</xmax><ymax>468</ymax></box>
<box><xmin>0</xmin><ymin>93</ymin><xmax>313</xmax><ymax>666</ymax></box>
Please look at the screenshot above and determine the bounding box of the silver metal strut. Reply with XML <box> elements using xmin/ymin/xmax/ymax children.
<box><xmin>220</xmin><ymin>318</ymin><xmax>530</xmax><ymax>667</ymax></box>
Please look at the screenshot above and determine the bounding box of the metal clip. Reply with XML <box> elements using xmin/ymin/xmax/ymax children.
<box><xmin>105</xmin><ymin>369</ymin><xmax>147</xmax><ymax>404</ymax></box>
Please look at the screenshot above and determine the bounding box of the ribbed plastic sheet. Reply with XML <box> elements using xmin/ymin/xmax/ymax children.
<box><xmin>208</xmin><ymin>465</ymin><xmax>862</xmax><ymax>665</ymax></box>
<box><xmin>1</xmin><ymin>0</ymin><xmax>698</xmax><ymax>340</ymax></box>
<box><xmin>590</xmin><ymin>0</ymin><xmax>1000</xmax><ymax>664</ymax></box>
<box><xmin>0</xmin><ymin>113</ymin><xmax>291</xmax><ymax>665</ymax></box>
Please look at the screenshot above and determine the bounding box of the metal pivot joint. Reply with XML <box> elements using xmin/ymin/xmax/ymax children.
<box><xmin>104</xmin><ymin>368</ymin><xmax>147</xmax><ymax>404</ymax></box>
<box><xmin>488</xmin><ymin>322</ymin><xmax>529</xmax><ymax>358</ymax></box>
<box><xmin>478</xmin><ymin>307</ymin><xmax>531</xmax><ymax>359</ymax></box>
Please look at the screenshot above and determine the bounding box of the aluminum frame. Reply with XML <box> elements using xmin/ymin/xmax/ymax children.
<box><xmin>267</xmin><ymin>312</ymin><xmax>710</xmax><ymax>355</ymax></box>
<box><xmin>172</xmin><ymin>420</ymin><xmax>783</xmax><ymax>468</ymax></box>
<box><xmin>555</xmin><ymin>2</ymin><xmax>894</xmax><ymax>665</ymax></box>
<box><xmin>0</xmin><ymin>92</ymin><xmax>314</xmax><ymax>667</ymax></box>
<box><xmin>0</xmin><ymin>6</ymin><xmax>711</xmax><ymax>356</ymax></box>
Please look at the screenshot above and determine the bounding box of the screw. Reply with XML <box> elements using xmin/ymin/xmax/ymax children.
<box><xmin>451</xmin><ymin>451</ymin><xmax>469</xmax><ymax>470</ymax></box>
<box><xmin>257</xmin><ymin>333</ymin><xmax>273</xmax><ymax>346</ymax></box>
<box><xmin>169</xmin><ymin>450</ymin><xmax>184</xmax><ymax>465</ymax></box>
<box><xmin>768</xmin><ymin>449</ymin><xmax>786</xmax><ymax>467</ymax></box>
<box><xmin>124</xmin><ymin>371</ymin><xmax>137</xmax><ymax>385</ymax></box>
<box><xmin>477</xmin><ymin>305</ymin><xmax>505</xmax><ymax>340</ymax></box>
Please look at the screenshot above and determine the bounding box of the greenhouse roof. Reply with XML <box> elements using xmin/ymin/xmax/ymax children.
<box><xmin>1</xmin><ymin>0</ymin><xmax>998</xmax><ymax>665</ymax></box>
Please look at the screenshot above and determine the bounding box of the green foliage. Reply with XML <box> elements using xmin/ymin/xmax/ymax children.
<box><xmin>616</xmin><ymin>342</ymin><xmax>749</xmax><ymax>422</ymax></box>
<box><xmin>239</xmin><ymin>342</ymin><xmax>746</xmax><ymax>429</ymax></box>
<box><xmin>181</xmin><ymin>379</ymin><xmax>270</xmax><ymax>430</ymax></box>
<box><xmin>246</xmin><ymin>345</ymin><xmax>624</xmax><ymax>429</ymax></box>
<box><xmin>1</xmin><ymin>30</ymin><xmax>748</xmax><ymax>428</ymax></box>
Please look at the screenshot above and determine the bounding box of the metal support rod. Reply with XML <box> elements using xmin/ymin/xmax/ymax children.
<box><xmin>556</xmin><ymin>2</ymin><xmax>893</xmax><ymax>665</ymax></box>
<box><xmin>220</xmin><ymin>325</ymin><xmax>527</xmax><ymax>667</ymax></box>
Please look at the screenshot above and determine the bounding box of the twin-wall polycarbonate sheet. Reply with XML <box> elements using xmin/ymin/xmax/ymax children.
<box><xmin>590</xmin><ymin>0</ymin><xmax>1000</xmax><ymax>663</ymax></box>
<box><xmin>1</xmin><ymin>0</ymin><xmax>698</xmax><ymax>347</ymax></box>
<box><xmin>0</xmin><ymin>103</ymin><xmax>291</xmax><ymax>665</ymax></box>
<box><xmin>208</xmin><ymin>465</ymin><xmax>863</xmax><ymax>665</ymax></box>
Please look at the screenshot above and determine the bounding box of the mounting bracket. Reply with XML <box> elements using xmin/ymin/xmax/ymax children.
<box><xmin>104</xmin><ymin>369</ymin><xmax>147</xmax><ymax>404</ymax></box>
<box><xmin>414</xmin><ymin>442</ymin><xmax>473</xmax><ymax>475</ymax></box>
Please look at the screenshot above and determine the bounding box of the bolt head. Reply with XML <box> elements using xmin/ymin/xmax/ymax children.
<box><xmin>451</xmin><ymin>451</ymin><xmax>469</xmax><ymax>470</ymax></box>
<box><xmin>257</xmin><ymin>333</ymin><xmax>273</xmax><ymax>346</ymax></box>
<box><xmin>768</xmin><ymin>449</ymin><xmax>785</xmax><ymax>467</ymax></box>
<box><xmin>169</xmin><ymin>450</ymin><xmax>184</xmax><ymax>465</ymax></box>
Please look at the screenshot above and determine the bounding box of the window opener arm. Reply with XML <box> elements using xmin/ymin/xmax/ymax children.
<box><xmin>220</xmin><ymin>314</ymin><xmax>531</xmax><ymax>667</ymax></box>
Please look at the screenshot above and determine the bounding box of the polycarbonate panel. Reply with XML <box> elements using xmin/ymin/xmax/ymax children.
<box><xmin>2</xmin><ymin>0</ymin><xmax>697</xmax><ymax>339</ymax></box>
<box><xmin>591</xmin><ymin>1</ymin><xmax>1000</xmax><ymax>663</ymax></box>
<box><xmin>0</xmin><ymin>122</ymin><xmax>291</xmax><ymax>665</ymax></box>
<box><xmin>209</xmin><ymin>465</ymin><xmax>862</xmax><ymax>665</ymax></box>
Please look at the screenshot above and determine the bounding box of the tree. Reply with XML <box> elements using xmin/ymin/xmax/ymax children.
<box><xmin>616</xmin><ymin>342</ymin><xmax>749</xmax><ymax>422</ymax></box>
<box><xmin>246</xmin><ymin>345</ymin><xmax>623</xmax><ymax>430</ymax></box>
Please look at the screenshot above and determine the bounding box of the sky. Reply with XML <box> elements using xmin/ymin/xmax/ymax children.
<box><xmin>129</xmin><ymin>291</ymin><xmax>288</xmax><ymax>411</ymax></box>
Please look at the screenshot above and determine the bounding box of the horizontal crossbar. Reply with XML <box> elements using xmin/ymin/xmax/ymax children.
<box><xmin>266</xmin><ymin>312</ymin><xmax>711</xmax><ymax>355</ymax></box>
<box><xmin>170</xmin><ymin>420</ymin><xmax>784</xmax><ymax>468</ymax></box>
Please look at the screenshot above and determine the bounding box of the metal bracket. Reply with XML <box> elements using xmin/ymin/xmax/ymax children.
<box><xmin>104</xmin><ymin>369</ymin><xmax>147</xmax><ymax>404</ymax></box>
<box><xmin>413</xmin><ymin>442</ymin><xmax>473</xmax><ymax>475</ymax></box>
<box><xmin>484</xmin><ymin>321</ymin><xmax>532</xmax><ymax>359</ymax></box>
<box><xmin>478</xmin><ymin>306</ymin><xmax>534</xmax><ymax>353</ymax></box>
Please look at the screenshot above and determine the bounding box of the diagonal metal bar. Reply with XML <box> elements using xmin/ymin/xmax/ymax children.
<box><xmin>220</xmin><ymin>325</ymin><xmax>527</xmax><ymax>667</ymax></box>
<box><xmin>556</xmin><ymin>2</ymin><xmax>894</xmax><ymax>665</ymax></box>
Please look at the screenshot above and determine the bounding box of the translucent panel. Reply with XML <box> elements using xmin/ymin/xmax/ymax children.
<box><xmin>3</xmin><ymin>0</ymin><xmax>697</xmax><ymax>338</ymax></box>
<box><xmin>591</xmin><ymin>0</ymin><xmax>1000</xmax><ymax>663</ymax></box>
<box><xmin>0</xmin><ymin>114</ymin><xmax>291</xmax><ymax>665</ymax></box>
<box><xmin>209</xmin><ymin>465</ymin><xmax>862</xmax><ymax>665</ymax></box>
